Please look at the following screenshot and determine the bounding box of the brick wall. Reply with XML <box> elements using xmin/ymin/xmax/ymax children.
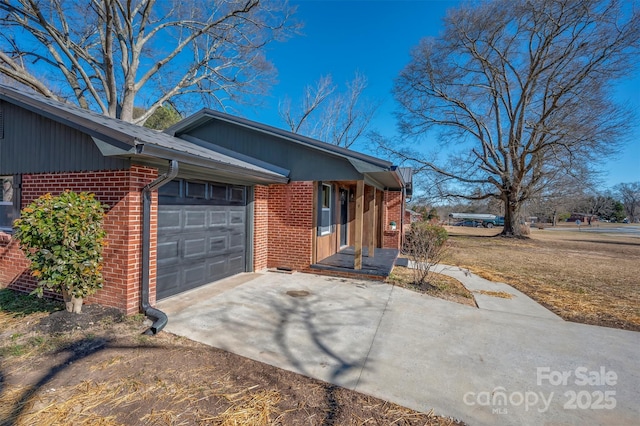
<box><xmin>0</xmin><ymin>166</ymin><xmax>158</xmax><ymax>315</ymax></box>
<box><xmin>253</xmin><ymin>183</ymin><xmax>403</xmax><ymax>270</ymax></box>
<box><xmin>0</xmin><ymin>234</ymin><xmax>33</xmax><ymax>295</ymax></box>
<box><xmin>263</xmin><ymin>181</ymin><xmax>314</xmax><ymax>271</ymax></box>
<box><xmin>253</xmin><ymin>185</ymin><xmax>269</xmax><ymax>271</ymax></box>
<box><xmin>382</xmin><ymin>190</ymin><xmax>404</xmax><ymax>249</ymax></box>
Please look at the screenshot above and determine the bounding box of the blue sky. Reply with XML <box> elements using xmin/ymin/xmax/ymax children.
<box><xmin>234</xmin><ymin>0</ymin><xmax>640</xmax><ymax>190</ymax></box>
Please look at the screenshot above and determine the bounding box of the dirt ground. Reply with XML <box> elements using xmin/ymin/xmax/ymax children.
<box><xmin>0</xmin><ymin>292</ymin><xmax>465</xmax><ymax>426</ymax></box>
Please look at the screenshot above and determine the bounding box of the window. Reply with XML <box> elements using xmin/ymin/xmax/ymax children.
<box><xmin>158</xmin><ymin>179</ymin><xmax>181</xmax><ymax>197</ymax></box>
<box><xmin>185</xmin><ymin>181</ymin><xmax>206</xmax><ymax>199</ymax></box>
<box><xmin>158</xmin><ymin>179</ymin><xmax>248</xmax><ymax>206</ymax></box>
<box><xmin>210</xmin><ymin>184</ymin><xmax>227</xmax><ymax>201</ymax></box>
<box><xmin>230</xmin><ymin>186</ymin><xmax>245</xmax><ymax>204</ymax></box>
<box><xmin>0</xmin><ymin>175</ymin><xmax>19</xmax><ymax>232</ymax></box>
<box><xmin>319</xmin><ymin>183</ymin><xmax>332</xmax><ymax>236</ymax></box>
<box><xmin>322</xmin><ymin>184</ymin><xmax>331</xmax><ymax>209</ymax></box>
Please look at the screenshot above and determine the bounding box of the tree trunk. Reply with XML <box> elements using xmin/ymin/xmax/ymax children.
<box><xmin>501</xmin><ymin>192</ymin><xmax>519</xmax><ymax>237</ymax></box>
<box><xmin>62</xmin><ymin>288</ymin><xmax>83</xmax><ymax>314</ymax></box>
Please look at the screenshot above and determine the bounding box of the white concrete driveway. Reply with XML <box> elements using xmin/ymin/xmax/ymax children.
<box><xmin>157</xmin><ymin>271</ymin><xmax>640</xmax><ymax>426</ymax></box>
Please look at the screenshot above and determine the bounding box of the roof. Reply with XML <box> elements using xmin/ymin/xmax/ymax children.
<box><xmin>398</xmin><ymin>167</ymin><xmax>413</xmax><ymax>197</ymax></box>
<box><xmin>0</xmin><ymin>84</ymin><xmax>288</xmax><ymax>185</ymax></box>
<box><xmin>166</xmin><ymin>109</ymin><xmax>407</xmax><ymax>190</ymax></box>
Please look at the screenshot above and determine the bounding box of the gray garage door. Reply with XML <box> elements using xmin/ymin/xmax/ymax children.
<box><xmin>156</xmin><ymin>180</ymin><xmax>247</xmax><ymax>299</ymax></box>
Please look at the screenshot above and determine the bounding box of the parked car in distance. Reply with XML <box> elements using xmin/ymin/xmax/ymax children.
<box><xmin>484</xmin><ymin>216</ymin><xmax>505</xmax><ymax>228</ymax></box>
<box><xmin>454</xmin><ymin>220</ymin><xmax>484</xmax><ymax>227</ymax></box>
<box><xmin>449</xmin><ymin>213</ymin><xmax>505</xmax><ymax>228</ymax></box>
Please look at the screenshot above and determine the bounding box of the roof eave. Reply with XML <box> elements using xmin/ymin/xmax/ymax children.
<box><xmin>136</xmin><ymin>143</ymin><xmax>289</xmax><ymax>185</ymax></box>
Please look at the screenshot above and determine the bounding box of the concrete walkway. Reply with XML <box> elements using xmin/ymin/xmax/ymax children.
<box><xmin>430</xmin><ymin>264</ymin><xmax>562</xmax><ymax>320</ymax></box>
<box><xmin>157</xmin><ymin>271</ymin><xmax>640</xmax><ymax>426</ymax></box>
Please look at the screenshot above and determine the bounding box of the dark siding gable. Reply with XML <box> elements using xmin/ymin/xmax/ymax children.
<box><xmin>0</xmin><ymin>102</ymin><xmax>129</xmax><ymax>174</ymax></box>
<box><xmin>186</xmin><ymin>120</ymin><xmax>362</xmax><ymax>182</ymax></box>
<box><xmin>0</xmin><ymin>101</ymin><xmax>4</xmax><ymax>139</ymax></box>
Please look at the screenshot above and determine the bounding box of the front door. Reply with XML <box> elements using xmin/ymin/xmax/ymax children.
<box><xmin>340</xmin><ymin>188</ymin><xmax>348</xmax><ymax>247</ymax></box>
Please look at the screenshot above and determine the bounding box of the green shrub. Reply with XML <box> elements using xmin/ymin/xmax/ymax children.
<box><xmin>13</xmin><ymin>191</ymin><xmax>107</xmax><ymax>300</ymax></box>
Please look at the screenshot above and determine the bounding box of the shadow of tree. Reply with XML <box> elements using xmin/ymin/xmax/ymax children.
<box><xmin>0</xmin><ymin>288</ymin><xmax>62</xmax><ymax>317</ymax></box>
<box><xmin>0</xmin><ymin>337</ymin><xmax>171</xmax><ymax>425</ymax></box>
<box><xmin>192</xmin><ymin>277</ymin><xmax>392</xmax><ymax>425</ymax></box>
<box><xmin>268</xmin><ymin>292</ymin><xmax>364</xmax><ymax>424</ymax></box>
<box><xmin>1</xmin><ymin>336</ymin><xmax>111</xmax><ymax>425</ymax></box>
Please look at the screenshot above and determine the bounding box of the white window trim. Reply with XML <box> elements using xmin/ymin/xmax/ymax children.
<box><xmin>0</xmin><ymin>175</ymin><xmax>18</xmax><ymax>233</ymax></box>
<box><xmin>320</xmin><ymin>183</ymin><xmax>332</xmax><ymax>236</ymax></box>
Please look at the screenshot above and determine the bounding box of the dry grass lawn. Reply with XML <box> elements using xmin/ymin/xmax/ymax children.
<box><xmin>442</xmin><ymin>225</ymin><xmax>640</xmax><ymax>331</ymax></box>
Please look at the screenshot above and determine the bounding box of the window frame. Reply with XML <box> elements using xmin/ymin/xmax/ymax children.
<box><xmin>319</xmin><ymin>183</ymin><xmax>333</xmax><ymax>236</ymax></box>
<box><xmin>0</xmin><ymin>174</ymin><xmax>20</xmax><ymax>233</ymax></box>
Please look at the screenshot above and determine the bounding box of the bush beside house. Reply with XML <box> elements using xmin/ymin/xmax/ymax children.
<box><xmin>14</xmin><ymin>191</ymin><xmax>107</xmax><ymax>313</ymax></box>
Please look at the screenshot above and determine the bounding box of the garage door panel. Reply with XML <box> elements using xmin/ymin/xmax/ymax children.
<box><xmin>229</xmin><ymin>232</ymin><xmax>245</xmax><ymax>249</ymax></box>
<box><xmin>157</xmin><ymin>181</ymin><xmax>247</xmax><ymax>299</ymax></box>
<box><xmin>209</xmin><ymin>236</ymin><xmax>228</xmax><ymax>252</ymax></box>
<box><xmin>208</xmin><ymin>257</ymin><xmax>228</xmax><ymax>277</ymax></box>
<box><xmin>185</xmin><ymin>210</ymin><xmax>207</xmax><ymax>229</ymax></box>
<box><xmin>229</xmin><ymin>210</ymin><xmax>244</xmax><ymax>224</ymax></box>
<box><xmin>157</xmin><ymin>270</ymin><xmax>180</xmax><ymax>299</ymax></box>
<box><xmin>209</xmin><ymin>211</ymin><xmax>228</xmax><ymax>226</ymax></box>
<box><xmin>228</xmin><ymin>253</ymin><xmax>244</xmax><ymax>272</ymax></box>
<box><xmin>184</xmin><ymin>237</ymin><xmax>207</xmax><ymax>258</ymax></box>
<box><xmin>184</xmin><ymin>263</ymin><xmax>207</xmax><ymax>284</ymax></box>
<box><xmin>158</xmin><ymin>209</ymin><xmax>182</xmax><ymax>230</ymax></box>
<box><xmin>157</xmin><ymin>240</ymin><xmax>180</xmax><ymax>266</ymax></box>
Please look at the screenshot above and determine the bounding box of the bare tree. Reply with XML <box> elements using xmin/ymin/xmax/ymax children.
<box><xmin>279</xmin><ymin>71</ymin><xmax>378</xmax><ymax>147</ymax></box>
<box><xmin>555</xmin><ymin>189</ymin><xmax>619</xmax><ymax>221</ymax></box>
<box><xmin>615</xmin><ymin>182</ymin><xmax>640</xmax><ymax>223</ymax></box>
<box><xmin>380</xmin><ymin>0</ymin><xmax>639</xmax><ymax>236</ymax></box>
<box><xmin>0</xmin><ymin>0</ymin><xmax>297</xmax><ymax>124</ymax></box>
<box><xmin>279</xmin><ymin>74</ymin><xmax>335</xmax><ymax>134</ymax></box>
<box><xmin>521</xmin><ymin>165</ymin><xmax>593</xmax><ymax>225</ymax></box>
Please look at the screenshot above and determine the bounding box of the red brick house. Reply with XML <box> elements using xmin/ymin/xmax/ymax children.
<box><xmin>0</xmin><ymin>84</ymin><xmax>409</xmax><ymax>332</ymax></box>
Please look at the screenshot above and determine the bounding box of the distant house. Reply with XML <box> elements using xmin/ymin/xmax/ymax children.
<box><xmin>0</xmin><ymin>84</ymin><xmax>410</xmax><ymax>320</ymax></box>
<box><xmin>567</xmin><ymin>213</ymin><xmax>598</xmax><ymax>224</ymax></box>
<box><xmin>405</xmin><ymin>209</ymin><xmax>423</xmax><ymax>224</ymax></box>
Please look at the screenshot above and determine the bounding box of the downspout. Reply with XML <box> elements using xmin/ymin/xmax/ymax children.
<box><xmin>401</xmin><ymin>186</ymin><xmax>406</xmax><ymax>247</ymax></box>
<box><xmin>141</xmin><ymin>159</ymin><xmax>178</xmax><ymax>335</ymax></box>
